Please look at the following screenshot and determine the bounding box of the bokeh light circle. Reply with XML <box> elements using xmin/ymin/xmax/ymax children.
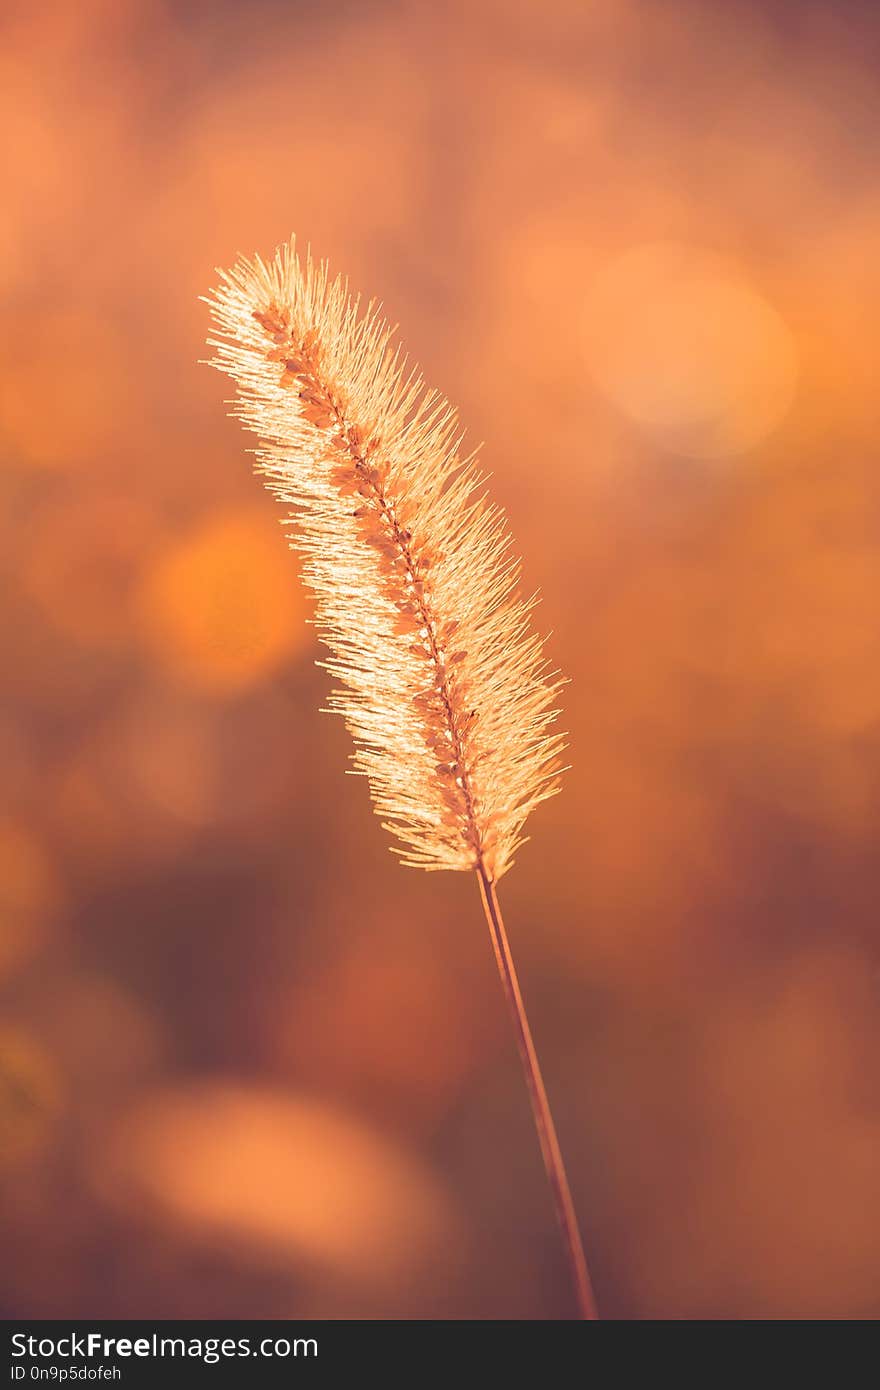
<box><xmin>582</xmin><ymin>243</ymin><xmax>799</xmax><ymax>458</ymax></box>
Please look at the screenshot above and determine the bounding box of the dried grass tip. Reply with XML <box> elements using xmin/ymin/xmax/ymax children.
<box><xmin>205</xmin><ymin>239</ymin><xmax>565</xmax><ymax>880</ymax></box>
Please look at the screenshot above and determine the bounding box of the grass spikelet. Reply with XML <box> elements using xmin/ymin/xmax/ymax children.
<box><xmin>203</xmin><ymin>238</ymin><xmax>597</xmax><ymax>1320</ymax></box>
<box><xmin>205</xmin><ymin>240</ymin><xmax>564</xmax><ymax>882</ymax></box>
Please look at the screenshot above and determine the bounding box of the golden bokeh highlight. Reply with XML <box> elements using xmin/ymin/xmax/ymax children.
<box><xmin>97</xmin><ymin>1085</ymin><xmax>462</xmax><ymax>1287</ymax></box>
<box><xmin>139</xmin><ymin>509</ymin><xmax>309</xmax><ymax>691</ymax></box>
<box><xmin>582</xmin><ymin>243</ymin><xmax>799</xmax><ymax>457</ymax></box>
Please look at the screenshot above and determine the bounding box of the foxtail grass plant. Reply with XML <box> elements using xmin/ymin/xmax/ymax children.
<box><xmin>205</xmin><ymin>240</ymin><xmax>598</xmax><ymax>1319</ymax></box>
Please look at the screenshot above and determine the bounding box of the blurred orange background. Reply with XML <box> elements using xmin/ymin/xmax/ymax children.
<box><xmin>2</xmin><ymin>0</ymin><xmax>879</xmax><ymax>1319</ymax></box>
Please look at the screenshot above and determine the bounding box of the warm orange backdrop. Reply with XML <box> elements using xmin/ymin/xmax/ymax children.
<box><xmin>2</xmin><ymin>0</ymin><xmax>879</xmax><ymax>1319</ymax></box>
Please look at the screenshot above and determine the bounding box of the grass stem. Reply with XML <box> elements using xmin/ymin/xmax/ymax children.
<box><xmin>476</xmin><ymin>864</ymin><xmax>598</xmax><ymax>1320</ymax></box>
